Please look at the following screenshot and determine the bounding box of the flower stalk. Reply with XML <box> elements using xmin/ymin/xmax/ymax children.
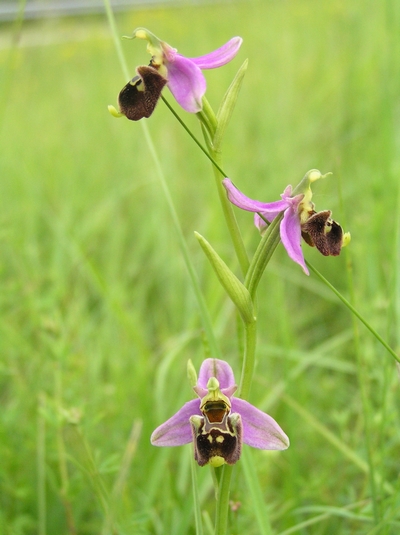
<box><xmin>197</xmin><ymin>98</ymin><xmax>250</xmax><ymax>276</ymax></box>
<box><xmin>244</xmin><ymin>214</ymin><xmax>283</xmax><ymax>300</ymax></box>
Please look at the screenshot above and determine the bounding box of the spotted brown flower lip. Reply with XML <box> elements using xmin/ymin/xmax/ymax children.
<box><xmin>151</xmin><ymin>359</ymin><xmax>289</xmax><ymax>467</ymax></box>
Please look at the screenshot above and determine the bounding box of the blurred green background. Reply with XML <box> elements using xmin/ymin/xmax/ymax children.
<box><xmin>1</xmin><ymin>0</ymin><xmax>400</xmax><ymax>533</ymax></box>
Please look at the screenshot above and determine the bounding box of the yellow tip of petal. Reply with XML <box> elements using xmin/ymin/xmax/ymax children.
<box><xmin>342</xmin><ymin>232</ymin><xmax>351</xmax><ymax>247</ymax></box>
<box><xmin>108</xmin><ymin>105</ymin><xmax>123</xmax><ymax>118</ymax></box>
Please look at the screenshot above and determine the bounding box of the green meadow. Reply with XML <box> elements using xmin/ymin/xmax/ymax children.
<box><xmin>1</xmin><ymin>0</ymin><xmax>400</xmax><ymax>533</ymax></box>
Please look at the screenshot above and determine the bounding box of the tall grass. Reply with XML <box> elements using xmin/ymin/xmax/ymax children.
<box><xmin>0</xmin><ymin>0</ymin><xmax>399</xmax><ymax>533</ymax></box>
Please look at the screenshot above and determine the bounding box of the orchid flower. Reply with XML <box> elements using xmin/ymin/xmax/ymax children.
<box><xmin>112</xmin><ymin>28</ymin><xmax>242</xmax><ymax>120</ymax></box>
<box><xmin>151</xmin><ymin>358</ymin><xmax>289</xmax><ymax>467</ymax></box>
<box><xmin>222</xmin><ymin>170</ymin><xmax>350</xmax><ymax>275</ymax></box>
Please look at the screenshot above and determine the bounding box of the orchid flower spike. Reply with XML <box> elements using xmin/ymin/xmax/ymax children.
<box><xmin>223</xmin><ymin>170</ymin><xmax>351</xmax><ymax>275</ymax></box>
<box><xmin>151</xmin><ymin>358</ymin><xmax>289</xmax><ymax>467</ymax></box>
<box><xmin>113</xmin><ymin>28</ymin><xmax>242</xmax><ymax>120</ymax></box>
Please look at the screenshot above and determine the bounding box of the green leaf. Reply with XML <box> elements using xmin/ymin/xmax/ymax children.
<box><xmin>214</xmin><ymin>59</ymin><xmax>248</xmax><ymax>152</ymax></box>
<box><xmin>195</xmin><ymin>232</ymin><xmax>255</xmax><ymax>325</ymax></box>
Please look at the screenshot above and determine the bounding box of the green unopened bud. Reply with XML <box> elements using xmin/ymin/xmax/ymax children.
<box><xmin>195</xmin><ymin>232</ymin><xmax>255</xmax><ymax>325</ymax></box>
<box><xmin>214</xmin><ymin>59</ymin><xmax>248</xmax><ymax>151</ymax></box>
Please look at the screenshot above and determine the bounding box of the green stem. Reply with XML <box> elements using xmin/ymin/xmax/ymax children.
<box><xmin>103</xmin><ymin>0</ymin><xmax>130</xmax><ymax>80</ymax></box>
<box><xmin>210</xmin><ymin>149</ymin><xmax>250</xmax><ymax>276</ymax></box>
<box><xmin>214</xmin><ymin>465</ymin><xmax>233</xmax><ymax>535</ymax></box>
<box><xmin>161</xmin><ymin>97</ymin><xmax>226</xmax><ymax>177</ymax></box>
<box><xmin>307</xmin><ymin>262</ymin><xmax>400</xmax><ymax>364</ymax></box>
<box><xmin>244</xmin><ymin>215</ymin><xmax>282</xmax><ymax>300</ymax></box>
<box><xmin>238</xmin><ymin>320</ymin><xmax>257</xmax><ymax>399</ymax></box>
<box><xmin>196</xmin><ymin>97</ymin><xmax>250</xmax><ymax>276</ymax></box>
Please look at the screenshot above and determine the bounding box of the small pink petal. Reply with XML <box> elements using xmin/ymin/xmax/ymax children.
<box><xmin>189</xmin><ymin>37</ymin><xmax>243</xmax><ymax>69</ymax></box>
<box><xmin>281</xmin><ymin>185</ymin><xmax>293</xmax><ymax>200</ymax></box>
<box><xmin>231</xmin><ymin>398</ymin><xmax>289</xmax><ymax>450</ymax></box>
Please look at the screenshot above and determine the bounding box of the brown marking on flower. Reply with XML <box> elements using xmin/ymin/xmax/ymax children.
<box><xmin>301</xmin><ymin>210</ymin><xmax>344</xmax><ymax>256</ymax></box>
<box><xmin>118</xmin><ymin>65</ymin><xmax>167</xmax><ymax>121</ymax></box>
<box><xmin>190</xmin><ymin>413</ymin><xmax>242</xmax><ymax>467</ymax></box>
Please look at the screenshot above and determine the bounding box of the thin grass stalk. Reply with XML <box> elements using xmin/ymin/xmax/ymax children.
<box><xmin>306</xmin><ymin>262</ymin><xmax>400</xmax><ymax>364</ymax></box>
<box><xmin>282</xmin><ymin>394</ymin><xmax>393</xmax><ymax>495</ymax></box>
<box><xmin>103</xmin><ymin>0</ymin><xmax>221</xmax><ymax>360</ymax></box>
<box><xmin>55</xmin><ymin>364</ymin><xmax>77</xmax><ymax>535</ymax></box>
<box><xmin>339</xmin><ymin>178</ymin><xmax>381</xmax><ymax>524</ymax></box>
<box><xmin>191</xmin><ymin>450</ymin><xmax>205</xmax><ymax>535</ymax></box>
<box><xmin>37</xmin><ymin>392</ymin><xmax>47</xmax><ymax>535</ymax></box>
<box><xmin>241</xmin><ymin>448</ymin><xmax>273</xmax><ymax>535</ymax></box>
<box><xmin>101</xmin><ymin>420</ymin><xmax>143</xmax><ymax>535</ymax></box>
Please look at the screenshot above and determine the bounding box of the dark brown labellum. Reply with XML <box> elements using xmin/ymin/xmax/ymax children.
<box><xmin>118</xmin><ymin>65</ymin><xmax>167</xmax><ymax>121</ymax></box>
<box><xmin>190</xmin><ymin>412</ymin><xmax>242</xmax><ymax>467</ymax></box>
<box><xmin>301</xmin><ymin>210</ymin><xmax>344</xmax><ymax>256</ymax></box>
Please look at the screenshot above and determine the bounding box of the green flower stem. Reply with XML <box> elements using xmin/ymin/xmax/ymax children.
<box><xmin>201</xmin><ymin>97</ymin><xmax>219</xmax><ymax>134</ymax></box>
<box><xmin>214</xmin><ymin>465</ymin><xmax>233</xmax><ymax>535</ymax></box>
<box><xmin>307</xmin><ymin>262</ymin><xmax>400</xmax><ymax>364</ymax></box>
<box><xmin>210</xmin><ymin>148</ymin><xmax>250</xmax><ymax>276</ymax></box>
<box><xmin>197</xmin><ymin>97</ymin><xmax>249</xmax><ymax>276</ymax></box>
<box><xmin>238</xmin><ymin>320</ymin><xmax>257</xmax><ymax>399</ymax></box>
<box><xmin>162</xmin><ymin>97</ymin><xmax>226</xmax><ymax>177</ymax></box>
<box><xmin>244</xmin><ymin>215</ymin><xmax>283</xmax><ymax>300</ymax></box>
<box><xmin>197</xmin><ymin>98</ymin><xmax>218</xmax><ymax>139</ymax></box>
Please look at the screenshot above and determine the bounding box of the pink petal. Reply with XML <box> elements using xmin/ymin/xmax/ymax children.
<box><xmin>194</xmin><ymin>358</ymin><xmax>237</xmax><ymax>398</ymax></box>
<box><xmin>231</xmin><ymin>398</ymin><xmax>289</xmax><ymax>450</ymax></box>
<box><xmin>281</xmin><ymin>185</ymin><xmax>293</xmax><ymax>200</ymax></box>
<box><xmin>254</xmin><ymin>213</ymin><xmax>268</xmax><ymax>231</ymax></box>
<box><xmin>189</xmin><ymin>37</ymin><xmax>243</xmax><ymax>69</ymax></box>
<box><xmin>151</xmin><ymin>399</ymin><xmax>200</xmax><ymax>446</ymax></box>
<box><xmin>223</xmin><ymin>179</ymin><xmax>290</xmax><ymax>216</ymax></box>
<box><xmin>280</xmin><ymin>206</ymin><xmax>309</xmax><ymax>275</ymax></box>
<box><xmin>166</xmin><ymin>54</ymin><xmax>206</xmax><ymax>113</ymax></box>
